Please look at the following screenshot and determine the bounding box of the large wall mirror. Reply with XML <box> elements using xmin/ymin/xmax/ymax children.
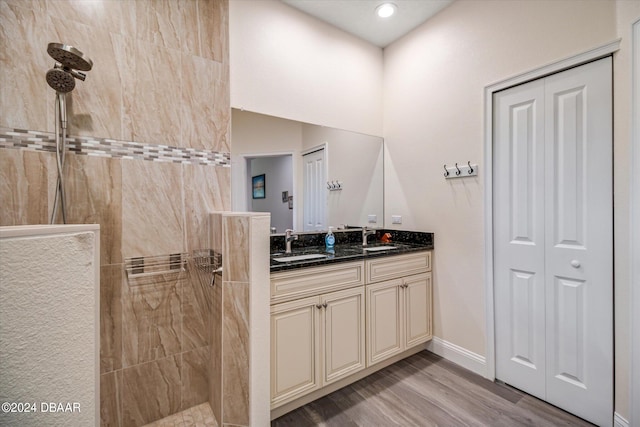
<box><xmin>231</xmin><ymin>109</ymin><xmax>384</xmax><ymax>233</ymax></box>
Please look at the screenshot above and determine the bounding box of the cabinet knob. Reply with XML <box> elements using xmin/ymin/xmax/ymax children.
<box><xmin>322</xmin><ymin>302</ymin><xmax>328</xmax><ymax>309</ymax></box>
<box><xmin>570</xmin><ymin>260</ymin><xmax>581</xmax><ymax>268</ymax></box>
<box><xmin>316</xmin><ymin>304</ymin><xmax>323</xmax><ymax>309</ymax></box>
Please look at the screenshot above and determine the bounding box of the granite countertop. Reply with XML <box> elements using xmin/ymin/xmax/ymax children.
<box><xmin>270</xmin><ymin>229</ymin><xmax>434</xmax><ymax>272</ymax></box>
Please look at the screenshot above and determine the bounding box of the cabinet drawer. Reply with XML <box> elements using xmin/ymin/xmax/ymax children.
<box><xmin>366</xmin><ymin>251</ymin><xmax>431</xmax><ymax>283</ymax></box>
<box><xmin>271</xmin><ymin>261</ymin><xmax>365</xmax><ymax>304</ymax></box>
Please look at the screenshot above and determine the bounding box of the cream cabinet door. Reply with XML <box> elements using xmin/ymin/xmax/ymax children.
<box><xmin>271</xmin><ymin>296</ymin><xmax>321</xmax><ymax>407</ymax></box>
<box><xmin>366</xmin><ymin>273</ymin><xmax>433</xmax><ymax>367</ymax></box>
<box><xmin>366</xmin><ymin>279</ymin><xmax>403</xmax><ymax>366</ymax></box>
<box><xmin>322</xmin><ymin>287</ymin><xmax>366</xmax><ymax>385</ymax></box>
<box><xmin>404</xmin><ymin>272</ymin><xmax>432</xmax><ymax>347</ymax></box>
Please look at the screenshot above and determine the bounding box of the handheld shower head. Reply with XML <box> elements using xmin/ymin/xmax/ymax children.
<box><xmin>46</xmin><ymin>43</ymin><xmax>93</xmax><ymax>226</ymax></box>
<box><xmin>47</xmin><ymin>42</ymin><xmax>93</xmax><ymax>71</ymax></box>
<box><xmin>46</xmin><ymin>65</ymin><xmax>75</xmax><ymax>93</ymax></box>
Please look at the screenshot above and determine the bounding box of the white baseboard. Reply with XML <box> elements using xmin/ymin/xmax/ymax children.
<box><xmin>426</xmin><ymin>336</ymin><xmax>487</xmax><ymax>378</ymax></box>
<box><xmin>614</xmin><ymin>412</ymin><xmax>629</xmax><ymax>427</ymax></box>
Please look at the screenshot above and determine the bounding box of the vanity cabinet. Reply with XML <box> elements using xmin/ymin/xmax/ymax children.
<box><xmin>269</xmin><ymin>251</ymin><xmax>433</xmax><ymax>413</ymax></box>
<box><xmin>270</xmin><ymin>263</ymin><xmax>365</xmax><ymax>409</ymax></box>
<box><xmin>366</xmin><ymin>252</ymin><xmax>432</xmax><ymax>366</ymax></box>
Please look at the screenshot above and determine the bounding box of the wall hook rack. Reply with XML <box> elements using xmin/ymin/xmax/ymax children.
<box><xmin>327</xmin><ymin>180</ymin><xmax>342</xmax><ymax>191</ymax></box>
<box><xmin>444</xmin><ymin>161</ymin><xmax>478</xmax><ymax>179</ymax></box>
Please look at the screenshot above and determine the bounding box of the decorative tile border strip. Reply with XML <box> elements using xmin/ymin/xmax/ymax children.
<box><xmin>0</xmin><ymin>127</ymin><xmax>230</xmax><ymax>167</ymax></box>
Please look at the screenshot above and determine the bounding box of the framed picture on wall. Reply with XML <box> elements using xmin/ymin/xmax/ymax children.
<box><xmin>252</xmin><ymin>174</ymin><xmax>265</xmax><ymax>199</ymax></box>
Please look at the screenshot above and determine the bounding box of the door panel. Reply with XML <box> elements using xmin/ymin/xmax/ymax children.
<box><xmin>494</xmin><ymin>78</ymin><xmax>547</xmax><ymax>400</ymax></box>
<box><xmin>495</xmin><ymin>57</ymin><xmax>613</xmax><ymax>427</ymax></box>
<box><xmin>302</xmin><ymin>149</ymin><xmax>326</xmax><ymax>231</ymax></box>
<box><xmin>270</xmin><ymin>297</ymin><xmax>320</xmax><ymax>407</ymax></box>
<box><xmin>366</xmin><ymin>279</ymin><xmax>403</xmax><ymax>366</ymax></box>
<box><xmin>553</xmin><ymin>276</ymin><xmax>586</xmax><ymax>387</ymax></box>
<box><xmin>322</xmin><ymin>287</ymin><xmax>365</xmax><ymax>385</ymax></box>
<box><xmin>552</xmin><ymin>87</ymin><xmax>587</xmax><ymax>248</ymax></box>
<box><xmin>509</xmin><ymin>269</ymin><xmax>540</xmax><ymax>370</ymax></box>
<box><xmin>510</xmin><ymin>99</ymin><xmax>538</xmax><ymax>244</ymax></box>
<box><xmin>544</xmin><ymin>57</ymin><xmax>612</xmax><ymax>427</ymax></box>
<box><xmin>404</xmin><ymin>273</ymin><xmax>432</xmax><ymax>347</ymax></box>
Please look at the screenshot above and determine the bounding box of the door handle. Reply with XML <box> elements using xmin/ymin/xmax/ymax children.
<box><xmin>570</xmin><ymin>260</ymin><xmax>581</xmax><ymax>268</ymax></box>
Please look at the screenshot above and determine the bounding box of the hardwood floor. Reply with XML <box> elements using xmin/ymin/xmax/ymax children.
<box><xmin>271</xmin><ymin>351</ymin><xmax>595</xmax><ymax>426</ymax></box>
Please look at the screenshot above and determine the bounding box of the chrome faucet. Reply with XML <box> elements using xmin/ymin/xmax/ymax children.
<box><xmin>362</xmin><ymin>227</ymin><xmax>375</xmax><ymax>246</ymax></box>
<box><xmin>285</xmin><ymin>229</ymin><xmax>298</xmax><ymax>254</ymax></box>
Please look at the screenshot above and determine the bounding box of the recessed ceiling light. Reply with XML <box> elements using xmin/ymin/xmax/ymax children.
<box><xmin>376</xmin><ymin>3</ymin><xmax>397</xmax><ymax>18</ymax></box>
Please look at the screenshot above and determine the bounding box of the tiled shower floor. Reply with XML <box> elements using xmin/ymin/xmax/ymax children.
<box><xmin>142</xmin><ymin>402</ymin><xmax>217</xmax><ymax>427</ymax></box>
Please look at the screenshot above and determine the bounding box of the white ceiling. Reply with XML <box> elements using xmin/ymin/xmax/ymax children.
<box><xmin>280</xmin><ymin>0</ymin><xmax>454</xmax><ymax>48</ymax></box>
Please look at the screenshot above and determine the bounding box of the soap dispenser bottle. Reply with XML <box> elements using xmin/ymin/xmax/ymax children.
<box><xmin>325</xmin><ymin>226</ymin><xmax>335</xmax><ymax>253</ymax></box>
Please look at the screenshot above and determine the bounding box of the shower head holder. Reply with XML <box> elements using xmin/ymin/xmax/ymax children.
<box><xmin>45</xmin><ymin>43</ymin><xmax>92</xmax><ymax>93</ymax></box>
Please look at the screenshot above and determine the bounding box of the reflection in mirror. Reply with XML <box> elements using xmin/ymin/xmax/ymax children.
<box><xmin>302</xmin><ymin>146</ymin><xmax>326</xmax><ymax>231</ymax></box>
<box><xmin>231</xmin><ymin>109</ymin><xmax>383</xmax><ymax>232</ymax></box>
<box><xmin>248</xmin><ymin>155</ymin><xmax>293</xmax><ymax>232</ymax></box>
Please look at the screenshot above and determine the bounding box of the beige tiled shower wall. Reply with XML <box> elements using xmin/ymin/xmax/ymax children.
<box><xmin>208</xmin><ymin>212</ymin><xmax>224</xmax><ymax>425</ymax></box>
<box><xmin>209</xmin><ymin>212</ymin><xmax>270</xmax><ymax>427</ymax></box>
<box><xmin>0</xmin><ymin>1</ymin><xmax>231</xmax><ymax>426</ymax></box>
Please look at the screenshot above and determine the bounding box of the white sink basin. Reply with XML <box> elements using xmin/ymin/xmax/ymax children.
<box><xmin>272</xmin><ymin>254</ymin><xmax>327</xmax><ymax>262</ymax></box>
<box><xmin>363</xmin><ymin>246</ymin><xmax>398</xmax><ymax>251</ymax></box>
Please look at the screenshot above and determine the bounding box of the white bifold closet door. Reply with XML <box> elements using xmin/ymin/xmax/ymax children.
<box><xmin>493</xmin><ymin>57</ymin><xmax>613</xmax><ymax>427</ymax></box>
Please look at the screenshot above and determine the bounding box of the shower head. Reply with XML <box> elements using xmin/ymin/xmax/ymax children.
<box><xmin>46</xmin><ymin>66</ymin><xmax>76</xmax><ymax>93</ymax></box>
<box><xmin>45</xmin><ymin>43</ymin><xmax>93</xmax><ymax>94</ymax></box>
<box><xmin>47</xmin><ymin>43</ymin><xmax>93</xmax><ymax>71</ymax></box>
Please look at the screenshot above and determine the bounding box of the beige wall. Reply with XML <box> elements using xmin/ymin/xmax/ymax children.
<box><xmin>232</xmin><ymin>109</ymin><xmax>305</xmax><ymax>156</ymax></box>
<box><xmin>383</xmin><ymin>0</ymin><xmax>617</xmax><ymax>356</ymax></box>
<box><xmin>632</xmin><ymin>15</ymin><xmax>640</xmax><ymax>426</ymax></box>
<box><xmin>383</xmin><ymin>0</ymin><xmax>638</xmax><ymax>419</ymax></box>
<box><xmin>0</xmin><ymin>0</ymin><xmax>231</xmax><ymax>425</ymax></box>
<box><xmin>229</xmin><ymin>0</ymin><xmax>384</xmax><ymax>136</ymax></box>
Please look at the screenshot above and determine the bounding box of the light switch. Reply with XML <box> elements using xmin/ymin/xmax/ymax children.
<box><xmin>368</xmin><ymin>214</ymin><xmax>377</xmax><ymax>223</ymax></box>
<box><xmin>392</xmin><ymin>215</ymin><xmax>402</xmax><ymax>224</ymax></box>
